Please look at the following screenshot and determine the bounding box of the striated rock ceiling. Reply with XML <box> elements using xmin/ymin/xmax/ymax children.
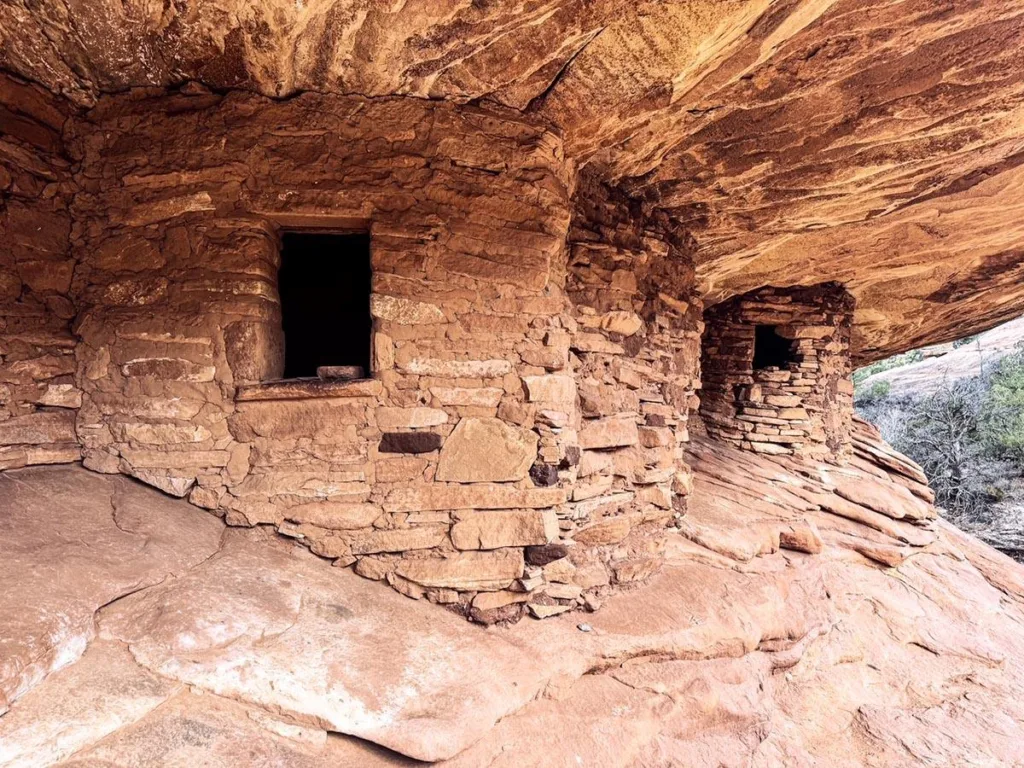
<box><xmin>3</xmin><ymin>0</ymin><xmax>1024</xmax><ymax>359</ymax></box>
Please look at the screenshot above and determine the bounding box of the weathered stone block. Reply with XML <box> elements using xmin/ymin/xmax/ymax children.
<box><xmin>522</xmin><ymin>374</ymin><xmax>575</xmax><ymax>404</ymax></box>
<box><xmin>435</xmin><ymin>417</ymin><xmax>537</xmax><ymax>482</ymax></box>
<box><xmin>571</xmin><ymin>333</ymin><xmax>624</xmax><ymax>354</ymax></box>
<box><xmin>543</xmin><ymin>556</ymin><xmax>576</xmax><ymax>583</ymax></box>
<box><xmin>375</xmin><ymin>455</ymin><xmax>429</xmax><ymax>481</ymax></box>
<box><xmin>429</xmin><ymin>387</ymin><xmax>503</xmax><ymax>407</ymax></box>
<box><xmin>375</xmin><ymin>406</ymin><xmax>448</xmax><ymax>430</ymax></box>
<box><xmin>573</xmin><ymin>516</ymin><xmax>632</xmax><ymax>547</ymax></box>
<box><xmin>0</xmin><ymin>410</ymin><xmax>76</xmax><ymax>446</ymax></box>
<box><xmin>599</xmin><ymin>311</ymin><xmax>643</xmax><ymax>336</ymax></box>
<box><xmin>121</xmin><ymin>358</ymin><xmax>216</xmax><ymax>382</ymax></box>
<box><xmin>350</xmin><ymin>526</ymin><xmax>448</xmax><ymax>555</ymax></box>
<box><xmin>370</xmin><ymin>294</ymin><xmax>445</xmax><ymax>324</ymax></box>
<box><xmin>451</xmin><ymin>509</ymin><xmax>558</xmax><ymax>550</ymax></box>
<box><xmin>578</xmin><ymin>416</ymin><xmax>638</xmax><ymax>450</ymax></box>
<box><xmin>399</xmin><ymin>358</ymin><xmax>512</xmax><ymax>378</ymax></box>
<box><xmin>36</xmin><ymin>383</ymin><xmax>82</xmax><ymax>408</ymax></box>
<box><xmin>116</xmin><ymin>422</ymin><xmax>212</xmax><ymax>445</ymax></box>
<box><xmin>224</xmin><ymin>320</ymin><xmax>284</xmax><ymax>384</ymax></box>
<box><xmin>396</xmin><ymin>549</ymin><xmax>524</xmax><ymax>591</ymax></box>
<box><xmin>284</xmin><ymin>502</ymin><xmax>381</xmax><ymax>530</ymax></box>
<box><xmin>384</xmin><ymin>483</ymin><xmax>566</xmax><ymax>512</ymax></box>
<box><xmin>231</xmin><ymin>401</ymin><xmax>367</xmax><ymax>440</ymax></box>
<box><xmin>92</xmin><ymin>233</ymin><xmax>165</xmax><ymax>272</ymax></box>
<box><xmin>637</xmin><ymin>426</ymin><xmax>673</xmax><ymax>448</ymax></box>
<box><xmin>528</xmin><ymin>603</ymin><xmax>572</xmax><ymax>619</ymax></box>
<box><xmin>119</xmin><ymin>448</ymin><xmax>230</xmax><ymax>469</ymax></box>
<box><xmin>764</xmin><ymin>394</ymin><xmax>802</xmax><ymax>407</ymax></box>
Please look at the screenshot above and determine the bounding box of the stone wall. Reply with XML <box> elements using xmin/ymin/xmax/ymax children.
<box><xmin>0</xmin><ymin>82</ymin><xmax>709</xmax><ymax>621</ymax></box>
<box><xmin>699</xmin><ymin>283</ymin><xmax>854</xmax><ymax>459</ymax></box>
<box><xmin>0</xmin><ymin>74</ymin><xmax>82</xmax><ymax>470</ymax></box>
<box><xmin>49</xmin><ymin>84</ymin><xmax>704</xmax><ymax>621</ymax></box>
<box><xmin>562</xmin><ymin>176</ymin><xmax>703</xmax><ymax>591</ymax></box>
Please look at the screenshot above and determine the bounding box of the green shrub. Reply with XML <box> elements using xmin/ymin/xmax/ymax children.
<box><xmin>978</xmin><ymin>346</ymin><xmax>1024</xmax><ymax>460</ymax></box>
<box><xmin>869</xmin><ymin>379</ymin><xmax>891</xmax><ymax>400</ymax></box>
<box><xmin>855</xmin><ymin>378</ymin><xmax>892</xmax><ymax>404</ymax></box>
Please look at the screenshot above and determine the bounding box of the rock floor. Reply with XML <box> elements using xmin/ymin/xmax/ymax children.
<box><xmin>3</xmin><ymin>439</ymin><xmax>1024</xmax><ymax>766</ymax></box>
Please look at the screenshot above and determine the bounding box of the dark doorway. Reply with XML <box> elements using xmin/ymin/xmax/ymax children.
<box><xmin>753</xmin><ymin>325</ymin><xmax>794</xmax><ymax>370</ymax></box>
<box><xmin>278</xmin><ymin>232</ymin><xmax>371</xmax><ymax>379</ymax></box>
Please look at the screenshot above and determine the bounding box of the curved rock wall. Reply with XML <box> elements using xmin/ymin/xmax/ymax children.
<box><xmin>0</xmin><ymin>74</ymin><xmax>81</xmax><ymax>471</ymax></box>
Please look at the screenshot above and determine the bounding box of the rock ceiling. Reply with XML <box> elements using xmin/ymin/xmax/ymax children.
<box><xmin>3</xmin><ymin>0</ymin><xmax>1024</xmax><ymax>360</ymax></box>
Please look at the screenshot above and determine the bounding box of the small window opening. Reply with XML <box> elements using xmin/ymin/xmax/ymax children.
<box><xmin>278</xmin><ymin>231</ymin><xmax>371</xmax><ymax>379</ymax></box>
<box><xmin>753</xmin><ymin>325</ymin><xmax>795</xmax><ymax>370</ymax></box>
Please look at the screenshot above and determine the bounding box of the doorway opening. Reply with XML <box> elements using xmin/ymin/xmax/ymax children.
<box><xmin>753</xmin><ymin>325</ymin><xmax>794</xmax><ymax>370</ymax></box>
<box><xmin>277</xmin><ymin>232</ymin><xmax>371</xmax><ymax>379</ymax></box>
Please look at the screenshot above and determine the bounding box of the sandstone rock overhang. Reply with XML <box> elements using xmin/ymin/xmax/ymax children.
<box><xmin>2</xmin><ymin>1</ymin><xmax>1024</xmax><ymax>361</ymax></box>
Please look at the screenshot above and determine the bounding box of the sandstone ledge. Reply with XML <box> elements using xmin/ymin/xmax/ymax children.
<box><xmin>2</xmin><ymin>441</ymin><xmax>1024</xmax><ymax>764</ymax></box>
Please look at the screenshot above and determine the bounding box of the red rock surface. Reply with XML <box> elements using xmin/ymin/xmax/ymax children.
<box><xmin>0</xmin><ymin>467</ymin><xmax>223</xmax><ymax>716</ymax></box>
<box><xmin>2</xmin><ymin>434</ymin><xmax>1024</xmax><ymax>765</ymax></box>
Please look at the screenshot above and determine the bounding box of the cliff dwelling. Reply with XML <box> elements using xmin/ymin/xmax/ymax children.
<box><xmin>700</xmin><ymin>283</ymin><xmax>855</xmax><ymax>458</ymax></box>
<box><xmin>3</xmin><ymin>2</ymin><xmax>1024</xmax><ymax>766</ymax></box>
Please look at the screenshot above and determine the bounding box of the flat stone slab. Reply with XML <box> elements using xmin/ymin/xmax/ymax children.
<box><xmin>98</xmin><ymin>528</ymin><xmax>557</xmax><ymax>762</ymax></box>
<box><xmin>0</xmin><ymin>641</ymin><xmax>179</xmax><ymax>768</ymax></box>
<box><xmin>0</xmin><ymin>466</ymin><xmax>224</xmax><ymax>711</ymax></box>
<box><xmin>60</xmin><ymin>691</ymin><xmax>409</xmax><ymax>768</ymax></box>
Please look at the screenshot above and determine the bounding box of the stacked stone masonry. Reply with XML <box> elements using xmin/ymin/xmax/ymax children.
<box><xmin>0</xmin><ymin>75</ymin><xmax>858</xmax><ymax>622</ymax></box>
<box><xmin>62</xmin><ymin>85</ymin><xmax>585</xmax><ymax>623</ymax></box>
<box><xmin>699</xmin><ymin>283</ymin><xmax>855</xmax><ymax>459</ymax></box>
<box><xmin>562</xmin><ymin>175</ymin><xmax>703</xmax><ymax>597</ymax></box>
<box><xmin>0</xmin><ymin>75</ymin><xmax>82</xmax><ymax>472</ymax></box>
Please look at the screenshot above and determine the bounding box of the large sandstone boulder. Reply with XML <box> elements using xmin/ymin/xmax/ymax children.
<box><xmin>0</xmin><ymin>467</ymin><xmax>223</xmax><ymax>711</ymax></box>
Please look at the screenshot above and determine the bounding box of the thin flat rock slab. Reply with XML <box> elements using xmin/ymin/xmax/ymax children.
<box><xmin>0</xmin><ymin>467</ymin><xmax>224</xmax><ymax>708</ymax></box>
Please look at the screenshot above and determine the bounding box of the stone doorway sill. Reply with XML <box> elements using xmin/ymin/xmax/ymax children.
<box><xmin>235</xmin><ymin>378</ymin><xmax>382</xmax><ymax>402</ymax></box>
